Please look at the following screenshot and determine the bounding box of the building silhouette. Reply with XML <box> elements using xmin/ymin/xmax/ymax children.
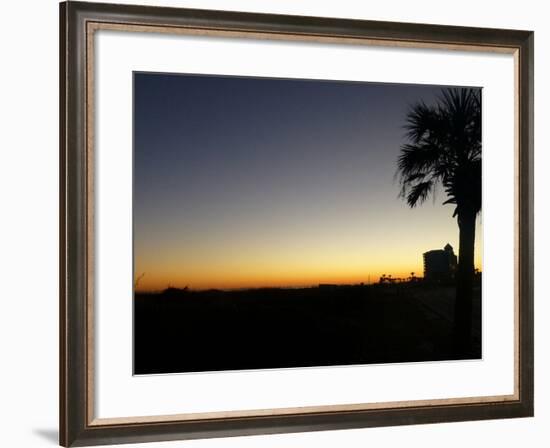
<box><xmin>423</xmin><ymin>243</ymin><xmax>458</xmax><ymax>281</ymax></box>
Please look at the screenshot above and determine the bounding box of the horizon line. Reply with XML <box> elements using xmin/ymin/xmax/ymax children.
<box><xmin>134</xmin><ymin>272</ymin><xmax>483</xmax><ymax>294</ymax></box>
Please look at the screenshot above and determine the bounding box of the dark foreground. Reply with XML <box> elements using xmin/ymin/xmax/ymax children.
<box><xmin>134</xmin><ymin>282</ymin><xmax>481</xmax><ymax>374</ymax></box>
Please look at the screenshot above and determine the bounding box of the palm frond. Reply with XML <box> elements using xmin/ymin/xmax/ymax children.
<box><xmin>396</xmin><ymin>87</ymin><xmax>482</xmax><ymax>214</ymax></box>
<box><xmin>403</xmin><ymin>101</ymin><xmax>439</xmax><ymax>143</ymax></box>
<box><xmin>397</xmin><ymin>142</ymin><xmax>444</xmax><ymax>176</ymax></box>
<box><xmin>406</xmin><ymin>181</ymin><xmax>433</xmax><ymax>207</ymax></box>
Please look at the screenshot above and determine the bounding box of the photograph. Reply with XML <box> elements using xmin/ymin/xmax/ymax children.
<box><xmin>54</xmin><ymin>1</ymin><xmax>534</xmax><ymax>445</ymax></box>
<box><xmin>133</xmin><ymin>73</ymin><xmax>483</xmax><ymax>375</ymax></box>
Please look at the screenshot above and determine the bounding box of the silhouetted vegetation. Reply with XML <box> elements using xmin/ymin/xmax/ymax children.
<box><xmin>134</xmin><ymin>281</ymin><xmax>481</xmax><ymax>374</ymax></box>
<box><xmin>397</xmin><ymin>88</ymin><xmax>481</xmax><ymax>353</ymax></box>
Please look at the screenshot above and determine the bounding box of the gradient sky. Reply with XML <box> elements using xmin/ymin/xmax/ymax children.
<box><xmin>134</xmin><ymin>73</ymin><xmax>482</xmax><ymax>291</ymax></box>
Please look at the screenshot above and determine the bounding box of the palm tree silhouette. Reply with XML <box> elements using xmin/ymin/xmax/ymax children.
<box><xmin>396</xmin><ymin>88</ymin><xmax>481</xmax><ymax>354</ymax></box>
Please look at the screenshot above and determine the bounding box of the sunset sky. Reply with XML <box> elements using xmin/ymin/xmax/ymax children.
<box><xmin>133</xmin><ymin>73</ymin><xmax>482</xmax><ymax>291</ymax></box>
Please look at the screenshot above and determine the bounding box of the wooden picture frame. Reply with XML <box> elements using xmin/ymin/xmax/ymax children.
<box><xmin>60</xmin><ymin>1</ymin><xmax>534</xmax><ymax>446</ymax></box>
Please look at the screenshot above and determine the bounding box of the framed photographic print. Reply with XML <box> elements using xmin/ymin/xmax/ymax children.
<box><xmin>59</xmin><ymin>1</ymin><xmax>534</xmax><ymax>446</ymax></box>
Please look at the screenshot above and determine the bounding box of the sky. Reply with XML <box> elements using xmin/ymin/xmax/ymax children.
<box><xmin>134</xmin><ymin>72</ymin><xmax>482</xmax><ymax>291</ymax></box>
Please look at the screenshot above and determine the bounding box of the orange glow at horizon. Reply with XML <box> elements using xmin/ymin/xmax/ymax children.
<box><xmin>134</xmin><ymin>229</ymin><xmax>483</xmax><ymax>292</ymax></box>
<box><xmin>135</xmin><ymin>265</ymin><xmax>483</xmax><ymax>292</ymax></box>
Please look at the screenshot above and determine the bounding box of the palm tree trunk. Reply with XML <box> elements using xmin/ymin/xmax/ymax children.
<box><xmin>453</xmin><ymin>210</ymin><xmax>476</xmax><ymax>356</ymax></box>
